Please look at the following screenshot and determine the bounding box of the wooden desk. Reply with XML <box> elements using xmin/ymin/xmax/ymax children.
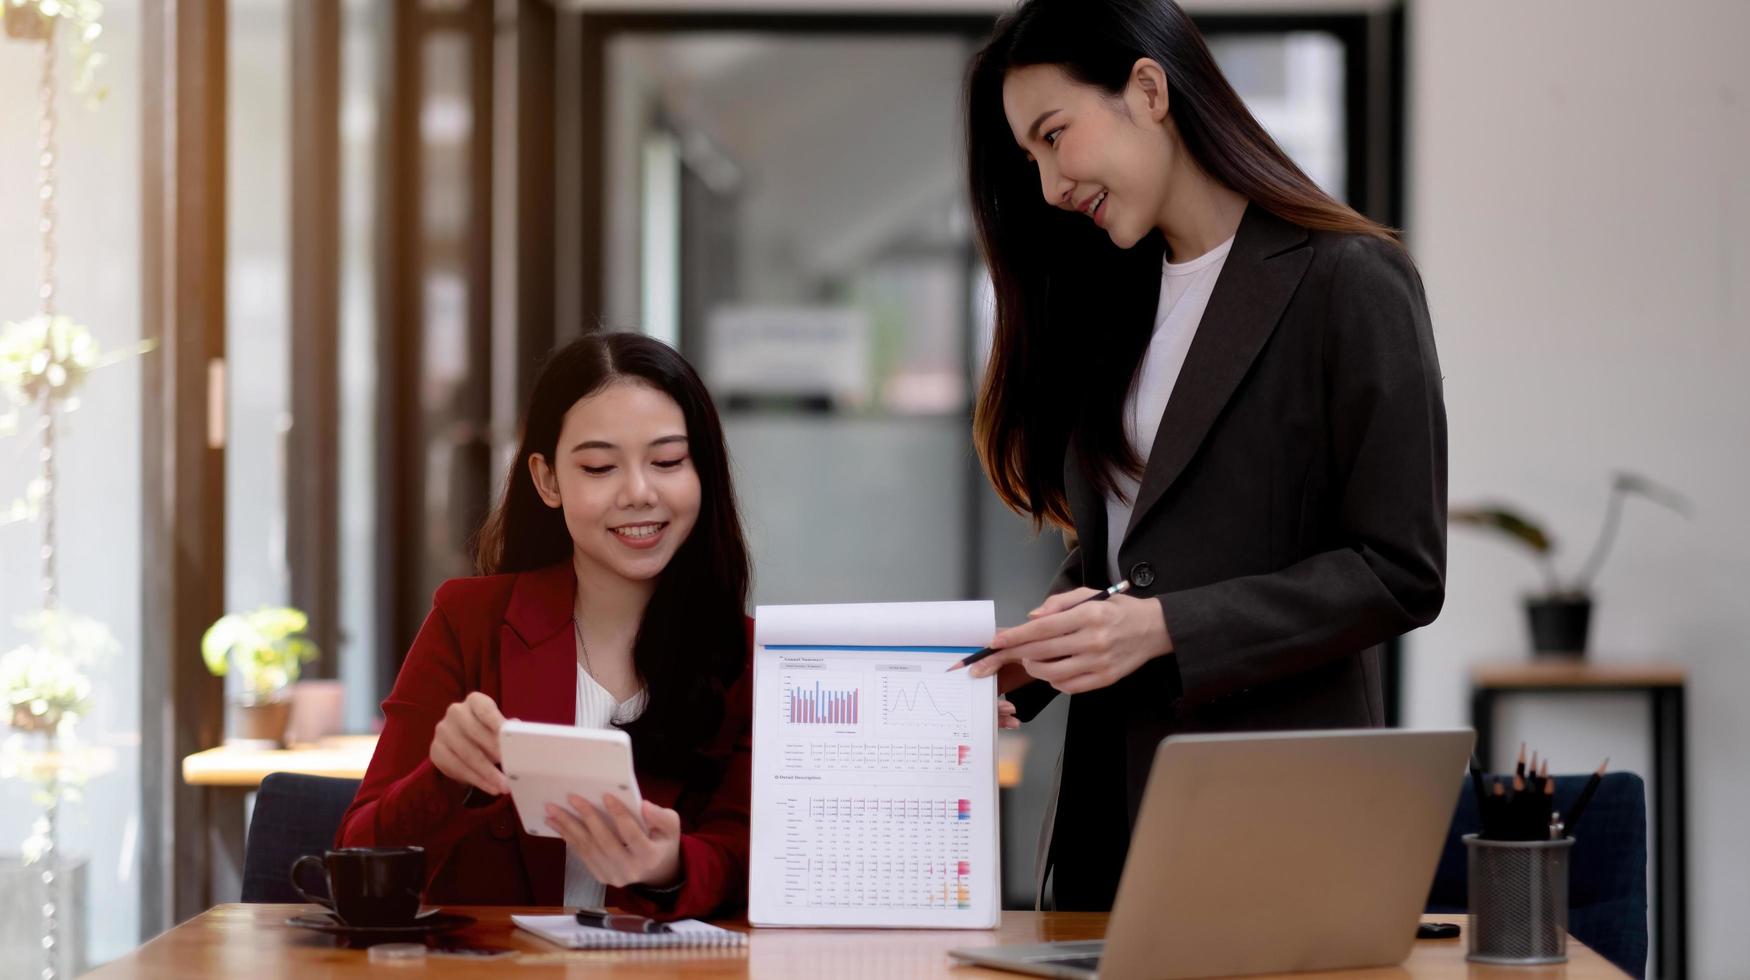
<box><xmin>1469</xmin><ymin>661</ymin><xmax>1686</xmax><ymax>980</ymax></box>
<box><xmin>84</xmin><ymin>905</ymin><xmax>1626</xmax><ymax>978</ymax></box>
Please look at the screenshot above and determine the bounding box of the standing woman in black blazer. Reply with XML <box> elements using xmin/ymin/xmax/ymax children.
<box><xmin>960</xmin><ymin>0</ymin><xmax>1447</xmax><ymax>910</ymax></box>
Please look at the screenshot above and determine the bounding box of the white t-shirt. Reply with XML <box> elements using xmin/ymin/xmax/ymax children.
<box><xmin>562</xmin><ymin>630</ymin><xmax>648</xmax><ymax>909</ymax></box>
<box><xmin>1104</xmin><ymin>234</ymin><xmax>1235</xmax><ymax>584</ymax></box>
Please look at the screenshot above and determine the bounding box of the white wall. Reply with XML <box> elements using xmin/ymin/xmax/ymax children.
<box><xmin>0</xmin><ymin>2</ymin><xmax>143</xmax><ymax>964</ymax></box>
<box><xmin>1406</xmin><ymin>2</ymin><xmax>1750</xmax><ymax>977</ymax></box>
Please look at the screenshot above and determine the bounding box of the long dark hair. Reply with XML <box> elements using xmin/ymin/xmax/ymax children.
<box><xmin>966</xmin><ymin>0</ymin><xmax>1396</xmax><ymax>528</ymax></box>
<box><xmin>475</xmin><ymin>332</ymin><xmax>750</xmax><ymax>775</ymax></box>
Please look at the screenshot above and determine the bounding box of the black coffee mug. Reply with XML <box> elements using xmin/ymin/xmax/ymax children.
<box><xmin>290</xmin><ymin>846</ymin><xmax>426</xmax><ymax>927</ymax></box>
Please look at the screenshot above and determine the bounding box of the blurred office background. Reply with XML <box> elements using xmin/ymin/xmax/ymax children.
<box><xmin>0</xmin><ymin>0</ymin><xmax>1742</xmax><ymax>977</ymax></box>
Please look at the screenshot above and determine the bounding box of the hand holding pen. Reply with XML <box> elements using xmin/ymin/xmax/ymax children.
<box><xmin>949</xmin><ymin>581</ymin><xmax>1132</xmax><ymax>671</ymax></box>
<box><xmin>948</xmin><ymin>580</ymin><xmax>1174</xmax><ymax>697</ymax></box>
<box><xmin>945</xmin><ymin>587</ymin><xmax>1128</xmax><ymax>728</ymax></box>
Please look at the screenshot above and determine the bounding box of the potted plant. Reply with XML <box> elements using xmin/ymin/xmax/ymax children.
<box><xmin>1451</xmin><ymin>472</ymin><xmax>1690</xmax><ymax>657</ymax></box>
<box><xmin>4</xmin><ymin>0</ymin><xmax>109</xmax><ymax>101</ymax></box>
<box><xmin>201</xmin><ymin>607</ymin><xmax>321</xmax><ymax>746</ymax></box>
<box><xmin>1</xmin><ymin>611</ymin><xmax>110</xmax><ymax>737</ymax></box>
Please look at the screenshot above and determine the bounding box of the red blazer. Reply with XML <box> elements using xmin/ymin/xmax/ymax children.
<box><xmin>336</xmin><ymin>562</ymin><xmax>752</xmax><ymax>919</ymax></box>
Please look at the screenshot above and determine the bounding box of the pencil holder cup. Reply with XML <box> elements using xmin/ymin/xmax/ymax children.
<box><xmin>1464</xmin><ymin>834</ymin><xmax>1574</xmax><ymax>965</ymax></box>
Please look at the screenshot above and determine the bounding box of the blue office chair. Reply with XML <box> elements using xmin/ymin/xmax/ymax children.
<box><xmin>240</xmin><ymin>773</ymin><xmax>363</xmax><ymax>903</ymax></box>
<box><xmin>1427</xmin><ymin>771</ymin><xmax>1648</xmax><ymax>978</ymax></box>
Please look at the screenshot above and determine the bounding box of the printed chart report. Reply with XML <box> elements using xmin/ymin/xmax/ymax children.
<box><xmin>749</xmin><ymin>601</ymin><xmax>999</xmax><ymax>928</ymax></box>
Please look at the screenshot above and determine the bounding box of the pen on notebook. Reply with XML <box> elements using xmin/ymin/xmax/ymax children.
<box><xmin>574</xmin><ymin>909</ymin><xmax>672</xmax><ymax>934</ymax></box>
<box><xmin>947</xmin><ymin>580</ymin><xmax>1133</xmax><ymax>672</ymax></box>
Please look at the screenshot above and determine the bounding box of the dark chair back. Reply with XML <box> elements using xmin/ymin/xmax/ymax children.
<box><xmin>240</xmin><ymin>773</ymin><xmax>362</xmax><ymax>903</ymax></box>
<box><xmin>1427</xmin><ymin>771</ymin><xmax>1647</xmax><ymax>978</ymax></box>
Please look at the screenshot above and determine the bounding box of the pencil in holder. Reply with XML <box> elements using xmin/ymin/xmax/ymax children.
<box><xmin>1464</xmin><ymin>833</ymin><xmax>1573</xmax><ymax>965</ymax></box>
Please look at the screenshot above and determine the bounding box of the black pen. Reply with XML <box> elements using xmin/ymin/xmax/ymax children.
<box><xmin>948</xmin><ymin>580</ymin><xmax>1133</xmax><ymax>672</ymax></box>
<box><xmin>575</xmin><ymin>908</ymin><xmax>672</xmax><ymax>934</ymax></box>
<box><xmin>1565</xmin><ymin>758</ymin><xmax>1609</xmax><ymax>835</ymax></box>
<box><xmin>1509</xmin><ymin>771</ymin><xmax>1530</xmax><ymax>840</ymax></box>
<box><xmin>1484</xmin><ymin>778</ymin><xmax>1506</xmax><ymax>839</ymax></box>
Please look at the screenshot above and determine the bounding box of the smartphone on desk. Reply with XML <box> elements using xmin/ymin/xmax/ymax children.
<box><xmin>497</xmin><ymin>720</ymin><xmax>644</xmax><ymax>837</ymax></box>
<box><xmin>428</xmin><ymin>942</ymin><xmax>517</xmax><ymax>959</ymax></box>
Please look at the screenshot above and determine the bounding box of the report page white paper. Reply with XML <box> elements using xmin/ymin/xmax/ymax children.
<box><xmin>748</xmin><ymin>601</ymin><xmax>999</xmax><ymax>929</ymax></box>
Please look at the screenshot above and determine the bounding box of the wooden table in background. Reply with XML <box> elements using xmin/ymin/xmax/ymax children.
<box><xmin>182</xmin><ymin>734</ymin><xmax>1024</xmax><ymax>788</ymax></box>
<box><xmin>1469</xmin><ymin>661</ymin><xmax>1686</xmax><ymax>980</ymax></box>
<box><xmin>85</xmin><ymin>905</ymin><xmax>1627</xmax><ymax>979</ymax></box>
<box><xmin>181</xmin><ymin>734</ymin><xmax>380</xmax><ymax>787</ymax></box>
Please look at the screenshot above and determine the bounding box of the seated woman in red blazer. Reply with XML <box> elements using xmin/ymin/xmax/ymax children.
<box><xmin>338</xmin><ymin>332</ymin><xmax>753</xmax><ymax>920</ymax></box>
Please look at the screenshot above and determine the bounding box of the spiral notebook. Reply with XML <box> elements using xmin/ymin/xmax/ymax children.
<box><xmin>511</xmin><ymin>914</ymin><xmax>748</xmax><ymax>949</ymax></box>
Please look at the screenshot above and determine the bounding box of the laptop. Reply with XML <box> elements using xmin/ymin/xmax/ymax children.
<box><xmin>950</xmin><ymin>728</ymin><xmax>1473</xmax><ymax>980</ymax></box>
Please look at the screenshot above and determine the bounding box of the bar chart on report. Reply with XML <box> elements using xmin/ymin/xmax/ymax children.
<box><xmin>783</xmin><ymin>674</ymin><xmax>863</xmax><ymax>728</ymax></box>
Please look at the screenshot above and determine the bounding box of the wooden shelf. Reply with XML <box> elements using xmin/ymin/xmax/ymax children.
<box><xmin>1471</xmin><ymin>661</ymin><xmax>1687</xmax><ymax>690</ymax></box>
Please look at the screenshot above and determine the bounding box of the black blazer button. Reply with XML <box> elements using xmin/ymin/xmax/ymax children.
<box><xmin>1129</xmin><ymin>562</ymin><xmax>1156</xmax><ymax>588</ymax></box>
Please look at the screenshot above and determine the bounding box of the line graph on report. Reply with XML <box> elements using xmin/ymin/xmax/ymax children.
<box><xmin>878</xmin><ymin>674</ymin><xmax>972</xmax><ymax>736</ymax></box>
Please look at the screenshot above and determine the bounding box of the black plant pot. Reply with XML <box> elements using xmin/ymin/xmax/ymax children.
<box><xmin>1524</xmin><ymin>595</ymin><xmax>1593</xmax><ymax>657</ymax></box>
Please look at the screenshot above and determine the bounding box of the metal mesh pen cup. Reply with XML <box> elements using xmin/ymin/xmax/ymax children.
<box><xmin>1464</xmin><ymin>833</ymin><xmax>1573</xmax><ymax>965</ymax></box>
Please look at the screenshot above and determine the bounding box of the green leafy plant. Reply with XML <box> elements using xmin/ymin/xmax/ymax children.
<box><xmin>1</xmin><ymin>609</ymin><xmax>114</xmax><ymax>734</ymax></box>
<box><xmin>0</xmin><ymin>315</ymin><xmax>155</xmax><ymax>408</ymax></box>
<box><xmin>0</xmin><ymin>314</ymin><xmax>102</xmax><ymax>407</ymax></box>
<box><xmin>201</xmin><ymin>607</ymin><xmax>321</xmax><ymax>701</ymax></box>
<box><xmin>4</xmin><ymin>0</ymin><xmax>108</xmax><ymax>102</ymax></box>
<box><xmin>0</xmin><ymin>317</ymin><xmax>156</xmax><ymax>521</ymax></box>
<box><xmin>1451</xmin><ymin>472</ymin><xmax>1691</xmax><ymax>597</ymax></box>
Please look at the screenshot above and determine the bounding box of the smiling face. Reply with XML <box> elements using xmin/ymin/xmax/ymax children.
<box><xmin>1002</xmin><ymin>61</ymin><xmax>1178</xmax><ymax>249</ymax></box>
<box><xmin>529</xmin><ymin>379</ymin><xmax>701</xmax><ymax>588</ymax></box>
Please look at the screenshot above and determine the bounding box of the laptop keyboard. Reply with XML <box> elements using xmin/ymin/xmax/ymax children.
<box><xmin>1033</xmin><ymin>942</ymin><xmax>1105</xmax><ymax>957</ymax></box>
<box><xmin>1031</xmin><ymin>942</ymin><xmax>1105</xmax><ymax>973</ymax></box>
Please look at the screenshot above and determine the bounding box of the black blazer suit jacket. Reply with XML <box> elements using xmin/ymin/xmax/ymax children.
<box><xmin>1011</xmin><ymin>203</ymin><xmax>1448</xmax><ymax>910</ymax></box>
